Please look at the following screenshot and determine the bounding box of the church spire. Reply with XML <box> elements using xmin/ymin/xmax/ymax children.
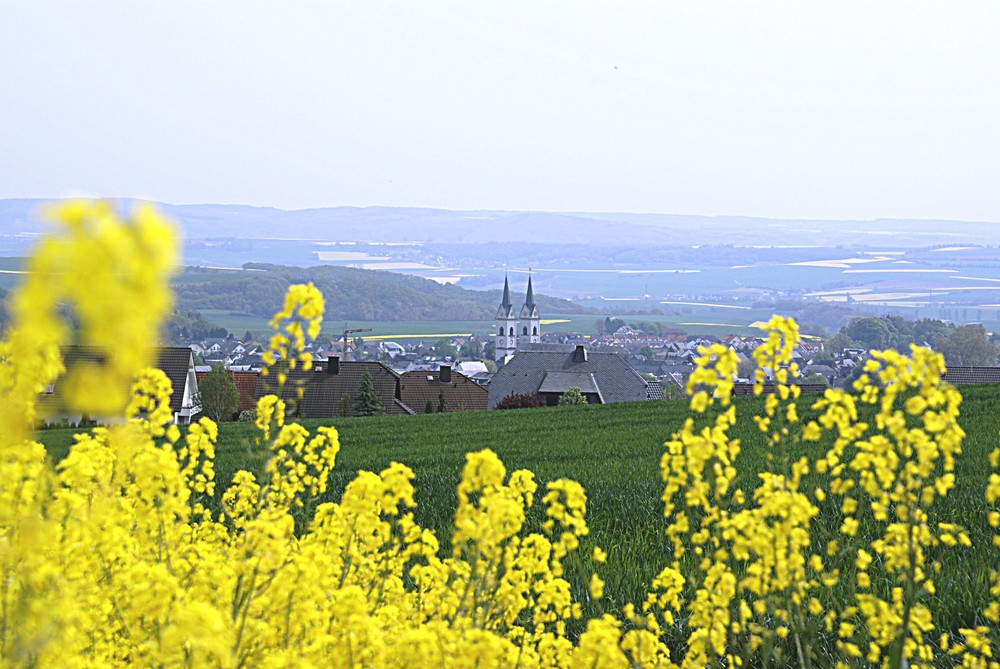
<box><xmin>519</xmin><ymin>270</ymin><xmax>541</xmax><ymax>344</ymax></box>
<box><xmin>495</xmin><ymin>272</ymin><xmax>518</xmax><ymax>362</ymax></box>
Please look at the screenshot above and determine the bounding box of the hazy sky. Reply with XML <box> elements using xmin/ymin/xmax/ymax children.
<box><xmin>2</xmin><ymin>1</ymin><xmax>999</xmax><ymax>221</ymax></box>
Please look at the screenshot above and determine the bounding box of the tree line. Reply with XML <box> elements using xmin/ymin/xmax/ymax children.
<box><xmin>173</xmin><ymin>263</ymin><xmax>591</xmax><ymax>322</ymax></box>
<box><xmin>826</xmin><ymin>315</ymin><xmax>999</xmax><ymax>367</ymax></box>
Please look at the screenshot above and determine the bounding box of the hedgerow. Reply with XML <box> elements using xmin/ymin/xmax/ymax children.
<box><xmin>0</xmin><ymin>202</ymin><xmax>997</xmax><ymax>667</ymax></box>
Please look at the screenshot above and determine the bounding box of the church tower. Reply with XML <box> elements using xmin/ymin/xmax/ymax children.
<box><xmin>519</xmin><ymin>273</ymin><xmax>541</xmax><ymax>345</ymax></box>
<box><xmin>495</xmin><ymin>274</ymin><xmax>518</xmax><ymax>362</ymax></box>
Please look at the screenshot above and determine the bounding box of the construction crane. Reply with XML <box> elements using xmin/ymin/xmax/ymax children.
<box><xmin>342</xmin><ymin>324</ymin><xmax>372</xmax><ymax>360</ymax></box>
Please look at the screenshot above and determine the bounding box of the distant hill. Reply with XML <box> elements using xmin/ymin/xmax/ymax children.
<box><xmin>174</xmin><ymin>263</ymin><xmax>593</xmax><ymax>322</ymax></box>
<box><xmin>3</xmin><ymin>198</ymin><xmax>1000</xmax><ymax>248</ymax></box>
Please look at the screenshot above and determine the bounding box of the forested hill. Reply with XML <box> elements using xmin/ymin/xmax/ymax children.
<box><xmin>174</xmin><ymin>264</ymin><xmax>593</xmax><ymax>322</ymax></box>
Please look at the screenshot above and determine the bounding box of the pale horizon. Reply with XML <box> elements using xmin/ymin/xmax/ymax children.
<box><xmin>3</xmin><ymin>1</ymin><xmax>999</xmax><ymax>223</ymax></box>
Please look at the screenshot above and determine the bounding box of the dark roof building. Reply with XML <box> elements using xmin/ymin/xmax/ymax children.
<box><xmin>155</xmin><ymin>347</ymin><xmax>201</xmax><ymax>421</ymax></box>
<box><xmin>39</xmin><ymin>345</ymin><xmax>200</xmax><ymax>425</ymax></box>
<box><xmin>399</xmin><ymin>365</ymin><xmax>488</xmax><ymax>413</ymax></box>
<box><xmin>942</xmin><ymin>366</ymin><xmax>1000</xmax><ymax>385</ymax></box>
<box><xmin>487</xmin><ymin>345</ymin><xmax>655</xmax><ymax>408</ymax></box>
<box><xmin>255</xmin><ymin>357</ymin><xmax>414</xmax><ymax>418</ymax></box>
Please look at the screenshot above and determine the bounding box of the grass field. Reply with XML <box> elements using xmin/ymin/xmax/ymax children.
<box><xmin>38</xmin><ymin>384</ymin><xmax>1000</xmax><ymax>641</ymax></box>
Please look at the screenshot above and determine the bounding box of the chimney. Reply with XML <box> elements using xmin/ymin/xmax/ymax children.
<box><xmin>573</xmin><ymin>345</ymin><xmax>587</xmax><ymax>362</ymax></box>
<box><xmin>327</xmin><ymin>356</ymin><xmax>340</xmax><ymax>375</ymax></box>
<box><xmin>439</xmin><ymin>365</ymin><xmax>452</xmax><ymax>383</ymax></box>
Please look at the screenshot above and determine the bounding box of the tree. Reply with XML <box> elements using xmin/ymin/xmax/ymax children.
<box><xmin>437</xmin><ymin>391</ymin><xmax>447</xmax><ymax>413</ymax></box>
<box><xmin>934</xmin><ymin>324</ymin><xmax>999</xmax><ymax>367</ymax></box>
<box><xmin>737</xmin><ymin>358</ymin><xmax>757</xmax><ymax>379</ymax></box>
<box><xmin>913</xmin><ymin>318</ymin><xmax>950</xmax><ymax>346</ymax></box>
<box><xmin>193</xmin><ymin>365</ymin><xmax>239</xmax><ymax>422</ymax></box>
<box><xmin>558</xmin><ymin>387</ymin><xmax>587</xmax><ymax>406</ymax></box>
<box><xmin>825</xmin><ymin>332</ymin><xmax>858</xmax><ymax>356</ymax></box>
<box><xmin>801</xmin><ymin>372</ymin><xmax>830</xmax><ymax>388</ymax></box>
<box><xmin>355</xmin><ymin>370</ymin><xmax>383</xmax><ymax>416</ymax></box>
<box><xmin>843</xmin><ymin>316</ymin><xmax>895</xmax><ymax>351</ymax></box>
<box><xmin>483</xmin><ymin>359</ymin><xmax>497</xmax><ymax>373</ymax></box>
<box><xmin>433</xmin><ymin>337</ymin><xmax>457</xmax><ymax>359</ymax></box>
<box><xmin>459</xmin><ymin>339</ymin><xmax>481</xmax><ymax>359</ymax></box>
<box><xmin>338</xmin><ymin>393</ymin><xmax>353</xmax><ymax>417</ymax></box>
<box><xmin>424</xmin><ymin>399</ymin><xmax>434</xmax><ymax>414</ymax></box>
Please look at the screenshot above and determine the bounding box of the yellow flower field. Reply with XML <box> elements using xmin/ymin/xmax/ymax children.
<box><xmin>0</xmin><ymin>203</ymin><xmax>997</xmax><ymax>667</ymax></box>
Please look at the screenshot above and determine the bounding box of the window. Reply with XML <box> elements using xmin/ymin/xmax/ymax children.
<box><xmin>509</xmin><ymin>327</ymin><xmax>514</xmax><ymax>336</ymax></box>
<box><xmin>498</xmin><ymin>327</ymin><xmax>503</xmax><ymax>336</ymax></box>
<box><xmin>522</xmin><ymin>326</ymin><xmax>528</xmax><ymax>336</ymax></box>
<box><xmin>533</xmin><ymin>327</ymin><xmax>538</xmax><ymax>336</ymax></box>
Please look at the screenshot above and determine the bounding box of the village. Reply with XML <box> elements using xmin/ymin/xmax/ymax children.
<box><xmin>38</xmin><ymin>275</ymin><xmax>998</xmax><ymax>429</ymax></box>
<box><xmin>152</xmin><ymin>277</ymin><xmax>881</xmax><ymax>423</ymax></box>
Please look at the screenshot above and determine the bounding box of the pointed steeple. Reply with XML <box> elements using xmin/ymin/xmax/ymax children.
<box><xmin>495</xmin><ymin>272</ymin><xmax>518</xmax><ymax>362</ymax></box>
<box><xmin>521</xmin><ymin>270</ymin><xmax>538</xmax><ymax>324</ymax></box>
<box><xmin>519</xmin><ymin>271</ymin><xmax>541</xmax><ymax>342</ymax></box>
<box><xmin>497</xmin><ymin>273</ymin><xmax>516</xmax><ymax>320</ymax></box>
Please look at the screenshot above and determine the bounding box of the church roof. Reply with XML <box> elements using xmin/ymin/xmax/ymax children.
<box><xmin>497</xmin><ymin>274</ymin><xmax>517</xmax><ymax>320</ymax></box>
<box><xmin>519</xmin><ymin>274</ymin><xmax>539</xmax><ymax>319</ymax></box>
<box><xmin>501</xmin><ymin>274</ymin><xmax>512</xmax><ymax>309</ymax></box>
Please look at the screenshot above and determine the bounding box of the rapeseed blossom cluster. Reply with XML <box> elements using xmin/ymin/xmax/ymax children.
<box><xmin>0</xmin><ymin>202</ymin><xmax>998</xmax><ymax>668</ymax></box>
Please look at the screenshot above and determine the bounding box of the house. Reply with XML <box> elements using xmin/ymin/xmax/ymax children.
<box><xmin>157</xmin><ymin>347</ymin><xmax>202</xmax><ymax>424</ymax></box>
<box><xmin>455</xmin><ymin>361</ymin><xmax>489</xmax><ymax>377</ymax></box>
<box><xmin>942</xmin><ymin>367</ymin><xmax>1000</xmax><ymax>385</ymax></box>
<box><xmin>399</xmin><ymin>365</ymin><xmax>488</xmax><ymax>413</ymax></box>
<box><xmin>487</xmin><ymin>345</ymin><xmax>656</xmax><ymax>408</ymax></box>
<box><xmin>255</xmin><ymin>357</ymin><xmax>414</xmax><ymax>418</ymax></box>
<box><xmin>39</xmin><ymin>346</ymin><xmax>201</xmax><ymax>425</ymax></box>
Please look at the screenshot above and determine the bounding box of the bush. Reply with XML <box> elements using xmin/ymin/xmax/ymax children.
<box><xmin>494</xmin><ymin>392</ymin><xmax>544</xmax><ymax>410</ymax></box>
<box><xmin>237</xmin><ymin>409</ymin><xmax>256</xmax><ymax>422</ymax></box>
<box><xmin>558</xmin><ymin>387</ymin><xmax>587</xmax><ymax>406</ymax></box>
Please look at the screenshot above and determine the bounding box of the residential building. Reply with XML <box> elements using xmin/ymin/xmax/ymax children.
<box><xmin>255</xmin><ymin>357</ymin><xmax>414</xmax><ymax>418</ymax></box>
<box><xmin>399</xmin><ymin>365</ymin><xmax>488</xmax><ymax>413</ymax></box>
<box><xmin>487</xmin><ymin>345</ymin><xmax>657</xmax><ymax>408</ymax></box>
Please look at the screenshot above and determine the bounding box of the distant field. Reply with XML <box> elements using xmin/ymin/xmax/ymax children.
<box><xmin>199</xmin><ymin>309</ymin><xmax>782</xmax><ymax>339</ymax></box>
<box><xmin>200</xmin><ymin>310</ymin><xmax>609</xmax><ymax>339</ymax></box>
<box><xmin>38</xmin><ymin>384</ymin><xmax>1000</xmax><ymax>636</ymax></box>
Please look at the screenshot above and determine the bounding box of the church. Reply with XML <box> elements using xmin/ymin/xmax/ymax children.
<box><xmin>494</xmin><ymin>274</ymin><xmax>540</xmax><ymax>362</ymax></box>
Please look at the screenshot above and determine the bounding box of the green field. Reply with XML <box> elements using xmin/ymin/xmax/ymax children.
<box><xmin>38</xmin><ymin>384</ymin><xmax>1000</xmax><ymax>642</ymax></box>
